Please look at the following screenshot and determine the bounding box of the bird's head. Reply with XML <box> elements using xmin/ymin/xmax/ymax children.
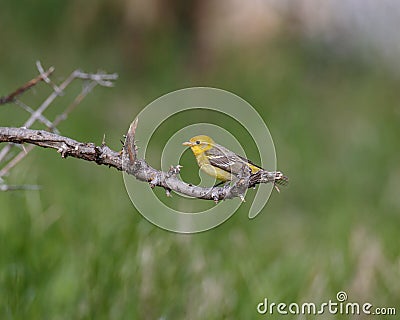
<box><xmin>183</xmin><ymin>135</ymin><xmax>215</xmax><ymax>155</ymax></box>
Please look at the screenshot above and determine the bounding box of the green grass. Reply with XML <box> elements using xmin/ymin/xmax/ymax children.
<box><xmin>1</xmin><ymin>16</ymin><xmax>399</xmax><ymax>319</ymax></box>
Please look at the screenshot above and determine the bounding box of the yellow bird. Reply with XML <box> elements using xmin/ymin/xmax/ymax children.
<box><xmin>182</xmin><ymin>135</ymin><xmax>287</xmax><ymax>186</ymax></box>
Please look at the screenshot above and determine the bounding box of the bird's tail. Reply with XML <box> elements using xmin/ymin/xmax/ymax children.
<box><xmin>249</xmin><ymin>170</ymin><xmax>289</xmax><ymax>189</ymax></box>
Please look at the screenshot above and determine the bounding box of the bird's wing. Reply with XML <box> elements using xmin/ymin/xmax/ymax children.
<box><xmin>206</xmin><ymin>146</ymin><xmax>237</xmax><ymax>172</ymax></box>
<box><xmin>236</xmin><ymin>154</ymin><xmax>263</xmax><ymax>170</ymax></box>
<box><xmin>207</xmin><ymin>155</ymin><xmax>236</xmax><ymax>172</ymax></box>
<box><xmin>206</xmin><ymin>145</ymin><xmax>251</xmax><ymax>175</ymax></box>
<box><xmin>207</xmin><ymin>144</ymin><xmax>288</xmax><ymax>186</ymax></box>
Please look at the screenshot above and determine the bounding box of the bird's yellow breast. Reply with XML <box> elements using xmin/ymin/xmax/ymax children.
<box><xmin>194</xmin><ymin>152</ymin><xmax>231</xmax><ymax>181</ymax></box>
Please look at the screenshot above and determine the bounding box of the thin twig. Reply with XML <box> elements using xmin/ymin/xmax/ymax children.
<box><xmin>36</xmin><ymin>61</ymin><xmax>62</xmax><ymax>94</ymax></box>
<box><xmin>14</xmin><ymin>100</ymin><xmax>59</xmax><ymax>132</ymax></box>
<box><xmin>52</xmin><ymin>80</ymin><xmax>98</xmax><ymax>127</ymax></box>
<box><xmin>0</xmin><ymin>145</ymin><xmax>34</xmax><ymax>178</ymax></box>
<box><xmin>0</xmin><ymin>64</ymin><xmax>118</xmax><ymax>174</ymax></box>
<box><xmin>0</xmin><ymin>67</ymin><xmax>55</xmax><ymax>105</ymax></box>
<box><xmin>72</xmin><ymin>70</ymin><xmax>118</xmax><ymax>87</ymax></box>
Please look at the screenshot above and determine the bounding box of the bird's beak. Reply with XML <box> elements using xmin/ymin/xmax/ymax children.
<box><xmin>182</xmin><ymin>141</ymin><xmax>192</xmax><ymax>147</ymax></box>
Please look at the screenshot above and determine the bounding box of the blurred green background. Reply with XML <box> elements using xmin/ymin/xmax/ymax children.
<box><xmin>1</xmin><ymin>1</ymin><xmax>399</xmax><ymax>319</ymax></box>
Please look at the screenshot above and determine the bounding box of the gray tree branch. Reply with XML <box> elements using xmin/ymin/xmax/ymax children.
<box><xmin>0</xmin><ymin>120</ymin><xmax>288</xmax><ymax>202</ymax></box>
<box><xmin>0</xmin><ymin>127</ymin><xmax>121</xmax><ymax>168</ymax></box>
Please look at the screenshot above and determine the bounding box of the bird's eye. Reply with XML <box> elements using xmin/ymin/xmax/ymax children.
<box><xmin>196</xmin><ymin>140</ymin><xmax>200</xmax><ymax>145</ymax></box>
